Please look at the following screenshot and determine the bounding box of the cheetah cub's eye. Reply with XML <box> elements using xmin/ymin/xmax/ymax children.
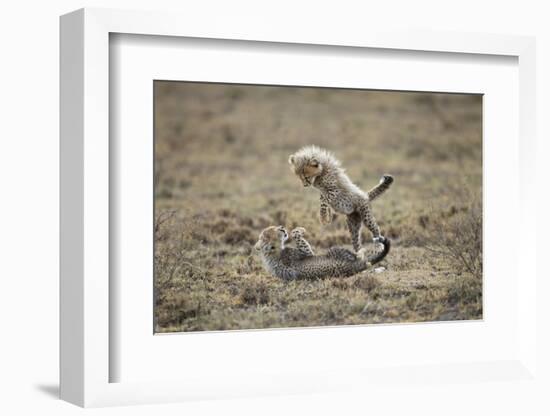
<box><xmin>310</xmin><ymin>157</ymin><xmax>320</xmax><ymax>167</ymax></box>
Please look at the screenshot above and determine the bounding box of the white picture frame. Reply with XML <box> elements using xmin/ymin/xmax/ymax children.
<box><xmin>60</xmin><ymin>7</ymin><xmax>538</xmax><ymax>408</ymax></box>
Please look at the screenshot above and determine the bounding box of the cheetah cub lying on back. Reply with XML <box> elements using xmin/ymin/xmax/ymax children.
<box><xmin>289</xmin><ymin>145</ymin><xmax>393</xmax><ymax>252</ymax></box>
<box><xmin>255</xmin><ymin>225</ymin><xmax>390</xmax><ymax>280</ymax></box>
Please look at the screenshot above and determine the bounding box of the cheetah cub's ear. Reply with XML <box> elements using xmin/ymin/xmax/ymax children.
<box><xmin>288</xmin><ymin>154</ymin><xmax>295</xmax><ymax>165</ymax></box>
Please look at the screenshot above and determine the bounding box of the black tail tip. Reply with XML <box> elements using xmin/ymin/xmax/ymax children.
<box><xmin>382</xmin><ymin>174</ymin><xmax>394</xmax><ymax>184</ymax></box>
<box><xmin>371</xmin><ymin>238</ymin><xmax>391</xmax><ymax>265</ymax></box>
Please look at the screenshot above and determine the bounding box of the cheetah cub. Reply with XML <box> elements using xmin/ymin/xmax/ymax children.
<box><xmin>255</xmin><ymin>225</ymin><xmax>390</xmax><ymax>280</ymax></box>
<box><xmin>288</xmin><ymin>145</ymin><xmax>393</xmax><ymax>252</ymax></box>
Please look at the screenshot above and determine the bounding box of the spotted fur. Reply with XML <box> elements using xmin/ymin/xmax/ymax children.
<box><xmin>289</xmin><ymin>145</ymin><xmax>393</xmax><ymax>252</ymax></box>
<box><xmin>255</xmin><ymin>226</ymin><xmax>390</xmax><ymax>280</ymax></box>
<box><xmin>289</xmin><ymin>227</ymin><xmax>314</xmax><ymax>256</ymax></box>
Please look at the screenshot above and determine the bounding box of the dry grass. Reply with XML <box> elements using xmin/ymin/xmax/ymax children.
<box><xmin>153</xmin><ymin>82</ymin><xmax>483</xmax><ymax>332</ymax></box>
<box><xmin>416</xmin><ymin>194</ymin><xmax>482</xmax><ymax>278</ymax></box>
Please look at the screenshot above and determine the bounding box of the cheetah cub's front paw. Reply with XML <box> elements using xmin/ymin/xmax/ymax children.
<box><xmin>290</xmin><ymin>227</ymin><xmax>307</xmax><ymax>240</ymax></box>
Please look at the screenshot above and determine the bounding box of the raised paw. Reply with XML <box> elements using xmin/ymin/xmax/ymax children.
<box><xmin>291</xmin><ymin>227</ymin><xmax>307</xmax><ymax>239</ymax></box>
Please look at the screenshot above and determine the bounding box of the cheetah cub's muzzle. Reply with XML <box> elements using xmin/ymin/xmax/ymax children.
<box><xmin>276</xmin><ymin>225</ymin><xmax>289</xmax><ymax>243</ymax></box>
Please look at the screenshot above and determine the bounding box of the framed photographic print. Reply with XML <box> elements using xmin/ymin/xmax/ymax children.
<box><xmin>60</xmin><ymin>8</ymin><xmax>539</xmax><ymax>408</ymax></box>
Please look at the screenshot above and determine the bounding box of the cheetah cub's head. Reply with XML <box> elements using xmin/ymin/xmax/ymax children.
<box><xmin>254</xmin><ymin>226</ymin><xmax>288</xmax><ymax>254</ymax></box>
<box><xmin>288</xmin><ymin>148</ymin><xmax>324</xmax><ymax>187</ymax></box>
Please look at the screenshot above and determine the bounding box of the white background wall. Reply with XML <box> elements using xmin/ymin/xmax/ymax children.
<box><xmin>0</xmin><ymin>1</ymin><xmax>548</xmax><ymax>414</ymax></box>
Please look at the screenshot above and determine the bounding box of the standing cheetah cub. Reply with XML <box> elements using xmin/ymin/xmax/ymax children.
<box><xmin>288</xmin><ymin>145</ymin><xmax>393</xmax><ymax>252</ymax></box>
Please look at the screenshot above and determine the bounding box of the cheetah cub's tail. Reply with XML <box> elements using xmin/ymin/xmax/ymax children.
<box><xmin>367</xmin><ymin>174</ymin><xmax>394</xmax><ymax>202</ymax></box>
<box><xmin>357</xmin><ymin>238</ymin><xmax>391</xmax><ymax>266</ymax></box>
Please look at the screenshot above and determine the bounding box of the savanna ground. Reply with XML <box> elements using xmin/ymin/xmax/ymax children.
<box><xmin>154</xmin><ymin>81</ymin><xmax>482</xmax><ymax>333</ymax></box>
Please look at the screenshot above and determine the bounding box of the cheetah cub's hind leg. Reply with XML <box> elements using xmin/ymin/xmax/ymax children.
<box><xmin>358</xmin><ymin>201</ymin><xmax>387</xmax><ymax>247</ymax></box>
<box><xmin>362</xmin><ymin>174</ymin><xmax>393</xmax><ymax>247</ymax></box>
<box><xmin>290</xmin><ymin>227</ymin><xmax>314</xmax><ymax>257</ymax></box>
<box><xmin>346</xmin><ymin>212</ymin><xmax>362</xmax><ymax>253</ymax></box>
